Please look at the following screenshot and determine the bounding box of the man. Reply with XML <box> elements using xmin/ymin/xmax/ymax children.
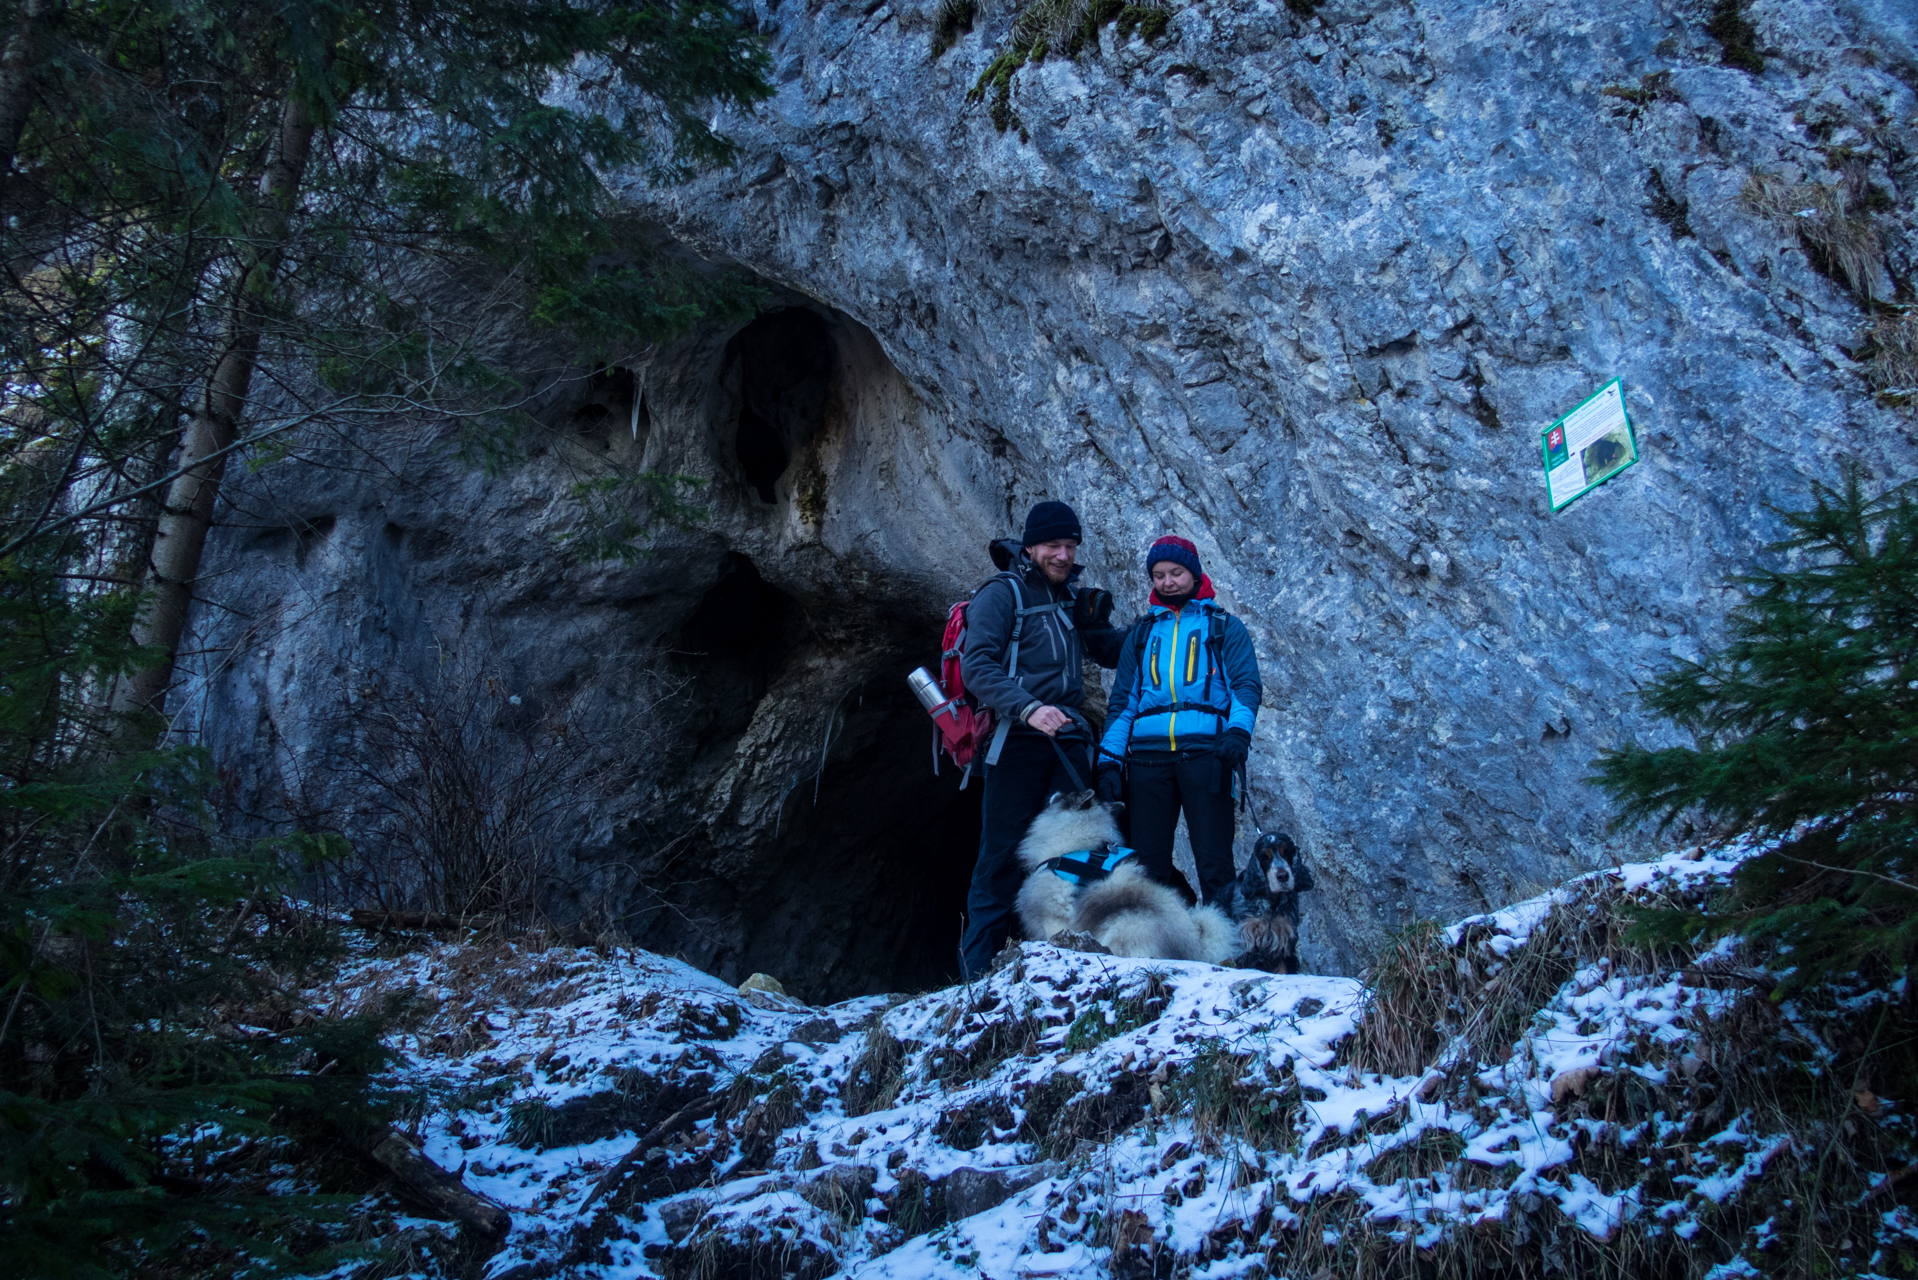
<box><xmin>958</xmin><ymin>500</ymin><xmax>1122</xmax><ymax>977</ymax></box>
<box><xmin>1097</xmin><ymin>535</ymin><xmax>1262</xmax><ymax>905</ymax></box>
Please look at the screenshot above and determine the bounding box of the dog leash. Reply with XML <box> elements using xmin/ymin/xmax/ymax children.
<box><xmin>1238</xmin><ymin>761</ymin><xmax>1266</xmax><ymax>833</ymax></box>
<box><xmin>1048</xmin><ymin>733</ymin><xmax>1089</xmax><ymax>792</ymax></box>
<box><xmin>1042</xmin><ymin>711</ymin><xmax>1095</xmax><ymax>792</ymax></box>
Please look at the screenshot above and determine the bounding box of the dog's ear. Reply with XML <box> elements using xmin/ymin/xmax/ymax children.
<box><xmin>1045</xmin><ymin>791</ymin><xmax>1066</xmax><ymax>809</ymax></box>
<box><xmin>1106</xmin><ymin>801</ymin><xmax>1125</xmax><ymax>819</ymax></box>
<box><xmin>1072</xmin><ymin>790</ymin><xmax>1098</xmax><ymax>811</ymax></box>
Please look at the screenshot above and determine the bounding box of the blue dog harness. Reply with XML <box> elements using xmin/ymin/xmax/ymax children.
<box><xmin>1041</xmin><ymin>843</ymin><xmax>1138</xmax><ymax>885</ymax></box>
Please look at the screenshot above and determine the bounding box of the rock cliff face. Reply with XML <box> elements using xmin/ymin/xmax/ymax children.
<box><xmin>179</xmin><ymin>0</ymin><xmax>1918</xmax><ymax>996</ymax></box>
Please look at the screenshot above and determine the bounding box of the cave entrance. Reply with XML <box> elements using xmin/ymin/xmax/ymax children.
<box><xmin>751</xmin><ymin>672</ymin><xmax>982</xmax><ymax>1000</ymax></box>
<box><xmin>658</xmin><ymin>555</ymin><xmax>980</xmax><ymax>1001</ymax></box>
<box><xmin>727</xmin><ymin>308</ymin><xmax>833</xmax><ymax>504</ymax></box>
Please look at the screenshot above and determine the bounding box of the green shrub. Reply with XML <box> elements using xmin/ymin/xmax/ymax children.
<box><xmin>1593</xmin><ymin>470</ymin><xmax>1918</xmax><ymax>995</ymax></box>
<box><xmin>966</xmin><ymin>0</ymin><xmax>1173</xmax><ymax>134</ymax></box>
<box><xmin>1706</xmin><ymin>0</ymin><xmax>1764</xmax><ymax>75</ymax></box>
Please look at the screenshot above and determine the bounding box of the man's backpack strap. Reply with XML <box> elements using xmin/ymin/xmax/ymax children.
<box><xmin>983</xmin><ymin>570</ymin><xmax>1071</xmax><ymax>767</ymax></box>
<box><xmin>985</xmin><ymin>716</ymin><xmax>1014</xmax><ymax>767</ymax></box>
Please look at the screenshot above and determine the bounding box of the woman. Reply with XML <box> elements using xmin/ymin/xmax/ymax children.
<box><xmin>1096</xmin><ymin>536</ymin><xmax>1263</xmax><ymax>904</ymax></box>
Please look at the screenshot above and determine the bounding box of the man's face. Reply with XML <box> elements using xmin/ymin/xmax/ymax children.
<box><xmin>1028</xmin><ymin>538</ymin><xmax>1078</xmax><ymax>584</ymax></box>
<box><xmin>1151</xmin><ymin>562</ymin><xmax>1197</xmax><ymax>600</ymax></box>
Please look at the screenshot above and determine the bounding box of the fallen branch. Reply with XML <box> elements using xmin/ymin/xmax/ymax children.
<box><xmin>577</xmin><ymin>1094</ymin><xmax>722</xmax><ymax>1214</ymax></box>
<box><xmin>555</xmin><ymin>1093</ymin><xmax>725</xmax><ymax>1271</ymax></box>
<box><xmin>1775</xmin><ymin>854</ymin><xmax>1918</xmax><ymax>895</ymax></box>
<box><xmin>367</xmin><ymin>1129</ymin><xmax>512</xmax><ymax>1240</ymax></box>
<box><xmin>1860</xmin><ymin>1159</ymin><xmax>1918</xmax><ymax>1205</ymax></box>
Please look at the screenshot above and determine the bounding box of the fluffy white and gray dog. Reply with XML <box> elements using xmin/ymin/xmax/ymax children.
<box><xmin>1014</xmin><ymin>791</ymin><xmax>1236</xmax><ymax>963</ymax></box>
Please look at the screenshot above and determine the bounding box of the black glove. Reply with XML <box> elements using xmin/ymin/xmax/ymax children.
<box><xmin>1074</xmin><ymin>587</ymin><xmax>1115</xmax><ymax>630</ymax></box>
<box><xmin>1096</xmin><ymin>762</ymin><xmax>1125</xmax><ymax>803</ymax></box>
<box><xmin>1216</xmin><ymin>728</ymin><xmax>1251</xmax><ymax>768</ymax></box>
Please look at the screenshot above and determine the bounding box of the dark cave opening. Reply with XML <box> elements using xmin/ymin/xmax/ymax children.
<box><xmin>657</xmin><ymin>554</ymin><xmax>980</xmax><ymax>1001</ymax></box>
<box><xmin>753</xmin><ymin>677</ymin><xmax>982</xmax><ymax>999</ymax></box>
<box><xmin>728</xmin><ymin>308</ymin><xmax>833</xmax><ymax>504</ymax></box>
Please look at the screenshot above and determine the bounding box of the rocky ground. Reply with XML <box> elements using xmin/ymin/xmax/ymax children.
<box><xmin>302</xmin><ymin>844</ymin><xmax>1918</xmax><ymax>1280</ymax></box>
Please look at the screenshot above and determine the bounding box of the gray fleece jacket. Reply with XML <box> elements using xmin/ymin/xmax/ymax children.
<box><xmin>961</xmin><ymin>552</ymin><xmax>1123</xmax><ymax>731</ymax></box>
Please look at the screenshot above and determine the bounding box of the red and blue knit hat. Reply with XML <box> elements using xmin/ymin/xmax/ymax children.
<box><xmin>1146</xmin><ymin>535</ymin><xmax>1202</xmax><ymax>579</ymax></box>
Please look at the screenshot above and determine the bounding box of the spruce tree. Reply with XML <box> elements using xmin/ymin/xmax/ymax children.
<box><xmin>1593</xmin><ymin>469</ymin><xmax>1918</xmax><ymax>994</ymax></box>
<box><xmin>0</xmin><ymin>0</ymin><xmax>774</xmax><ymax>1270</ymax></box>
<box><xmin>0</xmin><ymin>0</ymin><xmax>772</xmax><ymax>720</ymax></box>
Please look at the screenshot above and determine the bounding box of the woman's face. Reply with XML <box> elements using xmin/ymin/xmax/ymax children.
<box><xmin>1151</xmin><ymin>561</ymin><xmax>1196</xmax><ymax>599</ymax></box>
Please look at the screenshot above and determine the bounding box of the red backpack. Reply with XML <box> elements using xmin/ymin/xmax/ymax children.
<box><xmin>918</xmin><ymin>562</ymin><xmax>1064</xmax><ymax>785</ymax></box>
<box><xmin>926</xmin><ymin>597</ymin><xmax>994</xmax><ymax>780</ymax></box>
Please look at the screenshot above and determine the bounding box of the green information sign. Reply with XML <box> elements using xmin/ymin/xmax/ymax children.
<box><xmin>1541</xmin><ymin>377</ymin><xmax>1637</xmax><ymax>512</ymax></box>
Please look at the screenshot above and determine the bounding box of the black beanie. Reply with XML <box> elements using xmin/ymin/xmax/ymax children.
<box><xmin>1021</xmin><ymin>500</ymin><xmax>1082</xmax><ymax>547</ymax></box>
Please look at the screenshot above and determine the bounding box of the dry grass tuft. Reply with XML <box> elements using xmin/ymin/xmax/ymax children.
<box><xmin>840</xmin><ymin>1023</ymin><xmax>907</xmax><ymax>1117</ymax></box>
<box><xmin>1742</xmin><ymin>169</ymin><xmax>1885</xmax><ymax>302</ymax></box>
<box><xmin>1062</xmin><ymin>969</ymin><xmax>1171</xmax><ymax>1052</ymax></box>
<box><xmin>1171</xmin><ymin>1039</ymin><xmax>1298</xmax><ymax>1152</ymax></box>
<box><xmin>1347</xmin><ymin>919</ymin><xmax>1454</xmax><ymax>1076</ymax></box>
<box><xmin>1313</xmin><ymin>861</ymin><xmax>1918</xmax><ymax>1276</ymax></box>
<box><xmin>503</xmin><ymin>1094</ymin><xmax>559</xmax><ymax>1149</ymax></box>
<box><xmin>1864</xmin><ymin>309</ymin><xmax>1918</xmax><ymax>400</ymax></box>
<box><xmin>1350</xmin><ymin>877</ymin><xmax>1696</xmax><ymax>1078</ymax></box>
<box><xmin>929</xmin><ymin>0</ymin><xmax>975</xmax><ymax>55</ymax></box>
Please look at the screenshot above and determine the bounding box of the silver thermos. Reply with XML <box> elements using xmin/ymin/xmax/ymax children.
<box><xmin>907</xmin><ymin>667</ymin><xmax>956</xmax><ymax>719</ymax></box>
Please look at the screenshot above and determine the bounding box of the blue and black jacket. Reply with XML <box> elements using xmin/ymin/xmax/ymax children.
<box><xmin>1099</xmin><ymin>587</ymin><xmax>1261</xmax><ymax>761</ymax></box>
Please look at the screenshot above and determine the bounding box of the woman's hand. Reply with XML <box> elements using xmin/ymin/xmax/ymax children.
<box><xmin>1216</xmin><ymin>728</ymin><xmax>1251</xmax><ymax>767</ymax></box>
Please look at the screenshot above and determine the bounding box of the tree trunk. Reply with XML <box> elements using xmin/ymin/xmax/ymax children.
<box><xmin>113</xmin><ymin>93</ymin><xmax>315</xmax><ymax>725</ymax></box>
<box><xmin>0</xmin><ymin>0</ymin><xmax>49</xmax><ymax>205</ymax></box>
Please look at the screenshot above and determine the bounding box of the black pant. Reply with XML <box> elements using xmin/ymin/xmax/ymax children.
<box><xmin>1126</xmin><ymin>751</ymin><xmax>1236</xmax><ymax>904</ymax></box>
<box><xmin>958</xmin><ymin>730</ymin><xmax>1090</xmax><ymax>978</ymax></box>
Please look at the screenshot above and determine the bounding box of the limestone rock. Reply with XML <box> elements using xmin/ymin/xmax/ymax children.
<box><xmin>944</xmin><ymin>1162</ymin><xmax>1066</xmax><ymax>1221</ymax></box>
<box><xmin>171</xmin><ymin>0</ymin><xmax>1918</xmax><ymax>997</ymax></box>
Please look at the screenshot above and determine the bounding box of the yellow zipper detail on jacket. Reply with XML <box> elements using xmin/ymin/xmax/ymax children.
<box><xmin>1167</xmin><ymin>610</ymin><xmax>1180</xmax><ymax>753</ymax></box>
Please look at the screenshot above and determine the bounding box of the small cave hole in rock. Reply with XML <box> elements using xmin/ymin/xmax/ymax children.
<box><xmin>675</xmin><ymin>553</ymin><xmax>813</xmax><ymax>746</ymax></box>
<box><xmin>652</xmin><ymin>553</ymin><xmax>979</xmax><ymax>1001</ymax></box>
<box><xmin>729</xmin><ymin>308</ymin><xmax>833</xmax><ymax>503</ymax></box>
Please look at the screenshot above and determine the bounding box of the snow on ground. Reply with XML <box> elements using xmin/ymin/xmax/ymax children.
<box><xmin>311</xmin><ymin>847</ymin><xmax>1918</xmax><ymax>1279</ymax></box>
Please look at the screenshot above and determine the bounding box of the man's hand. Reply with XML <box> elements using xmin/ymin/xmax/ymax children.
<box><xmin>1216</xmin><ymin>728</ymin><xmax>1251</xmax><ymax>768</ymax></box>
<box><xmin>1096</xmin><ymin>762</ymin><xmax>1125</xmax><ymax>804</ymax></box>
<box><xmin>1026</xmin><ymin>705</ymin><xmax>1071</xmax><ymax>736</ymax></box>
